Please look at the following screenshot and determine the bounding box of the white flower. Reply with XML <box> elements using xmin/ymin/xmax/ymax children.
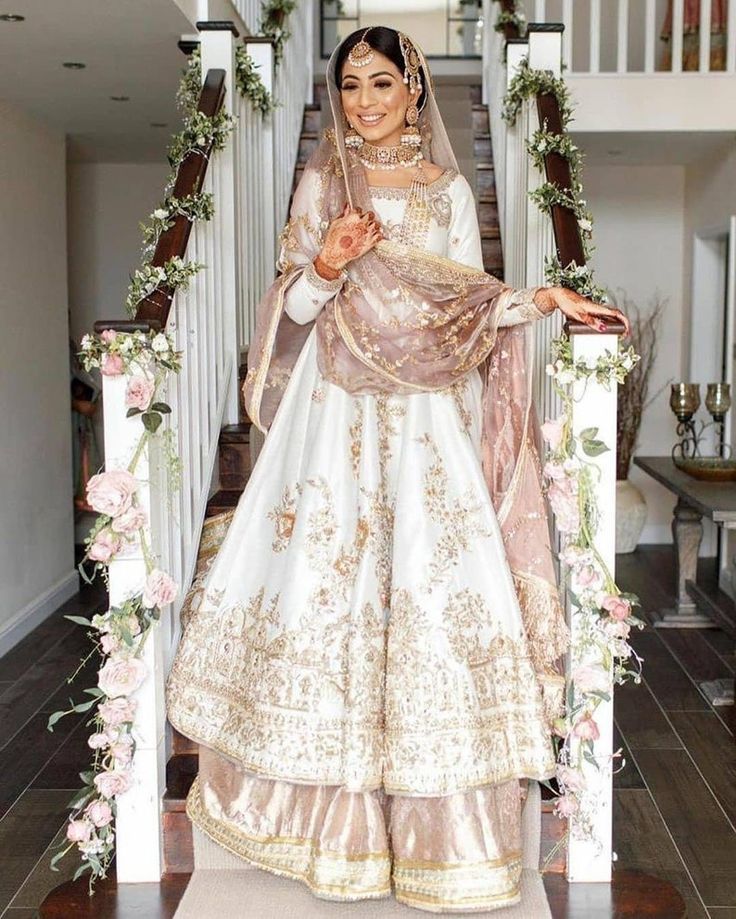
<box><xmin>153</xmin><ymin>208</ymin><xmax>168</xmax><ymax>220</ymax></box>
<box><xmin>80</xmin><ymin>334</ymin><xmax>93</xmax><ymax>351</ymax></box>
<box><xmin>545</xmin><ymin>363</ymin><xmax>555</xmax><ymax>377</ymax></box>
<box><xmin>151</xmin><ymin>333</ymin><xmax>169</xmax><ymax>354</ymax></box>
<box><xmin>578</xmin><ymin>218</ymin><xmax>593</xmax><ymax>233</ymax></box>
<box><xmin>119</xmin><ymin>336</ymin><xmax>134</xmax><ymax>353</ymax></box>
<box><xmin>556</xmin><ymin>369</ymin><xmax>576</xmax><ymax>385</ymax></box>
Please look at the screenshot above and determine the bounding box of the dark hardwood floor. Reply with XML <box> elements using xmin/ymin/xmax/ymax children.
<box><xmin>1</xmin><ymin>545</ymin><xmax>734</xmax><ymax>917</ymax></box>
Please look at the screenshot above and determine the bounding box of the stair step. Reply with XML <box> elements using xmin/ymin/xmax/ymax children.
<box><xmin>206</xmin><ymin>488</ymin><xmax>244</xmax><ymax>518</ymax></box>
<box><xmin>173</xmin><ymin>727</ymin><xmax>198</xmax><ymax>755</ymax></box>
<box><xmin>303</xmin><ymin>105</ymin><xmax>322</xmax><ymax>134</ymax></box>
<box><xmin>482</xmin><ymin>235</ymin><xmax>503</xmax><ymax>269</ymax></box>
<box><xmin>297</xmin><ymin>133</ymin><xmax>320</xmax><ymax>164</ymax></box>
<box><xmin>472</xmin><ymin>107</ymin><xmax>490</xmax><ymax>134</ymax></box>
<box><xmin>478</xmin><ymin>202</ymin><xmax>500</xmax><ymax>234</ymax></box>
<box><xmin>474</xmin><ymin>135</ymin><xmax>492</xmax><ymax>159</ymax></box>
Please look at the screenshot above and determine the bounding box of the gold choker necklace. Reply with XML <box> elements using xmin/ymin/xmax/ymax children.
<box><xmin>355</xmin><ymin>141</ymin><xmax>423</xmax><ymax>171</ymax></box>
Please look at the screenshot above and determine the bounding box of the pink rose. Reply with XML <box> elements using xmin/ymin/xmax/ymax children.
<box><xmin>548</xmin><ymin>484</ymin><xmax>580</xmax><ymax>534</ymax></box>
<box><xmin>86</xmin><ymin>799</ymin><xmax>114</xmax><ymax>828</ymax></box>
<box><xmin>556</xmin><ymin>765</ymin><xmax>587</xmax><ymax>793</ymax></box>
<box><xmin>603</xmin><ymin>619</ymin><xmax>631</xmax><ymax>640</ymax></box>
<box><xmin>110</xmin><ymin>734</ymin><xmax>134</xmax><ymax>764</ymax></box>
<box><xmin>100</xmin><ymin>633</ymin><xmax>121</xmax><ymax>655</ymax></box>
<box><xmin>572</xmin><ymin>712</ymin><xmax>600</xmax><ymax>741</ymax></box>
<box><xmin>94</xmin><ymin>769</ymin><xmax>132</xmax><ymax>798</ymax></box>
<box><xmin>541</xmin><ymin>416</ymin><xmax>565</xmax><ymax>451</ymax></box>
<box><xmin>98</xmin><ymin>656</ymin><xmax>146</xmax><ymax>698</ymax></box>
<box><xmin>572</xmin><ymin>664</ymin><xmax>610</xmax><ymax>694</ymax></box>
<box><xmin>561</xmin><ymin>544</ymin><xmax>593</xmax><ymax>568</ymax></box>
<box><xmin>100</xmin><ymin>329</ymin><xmax>118</xmax><ymax>344</ymax></box>
<box><xmin>87</xmin><ymin>732</ymin><xmax>110</xmax><ymax>750</ymax></box>
<box><xmin>101</xmin><ymin>353</ymin><xmax>124</xmax><ymax>376</ymax></box>
<box><xmin>110</xmin><ymin>504</ymin><xmax>147</xmax><ymax>535</ymax></box>
<box><xmin>125</xmin><ymin>374</ymin><xmax>155</xmax><ymax>411</ymax></box>
<box><xmin>601</xmin><ymin>594</ymin><xmax>631</xmax><ymax>621</ymax></box>
<box><xmin>88</xmin><ymin>528</ymin><xmax>122</xmax><ymax>563</ymax></box>
<box><xmin>142</xmin><ymin>569</ymin><xmax>178</xmax><ymax>609</ymax></box>
<box><xmin>572</xmin><ymin>565</ymin><xmax>603</xmax><ymax>591</ymax></box>
<box><xmin>67</xmin><ymin>819</ymin><xmax>93</xmax><ymax>843</ymax></box>
<box><xmin>98</xmin><ymin>696</ymin><xmax>137</xmax><ymax>727</ymax></box>
<box><xmin>86</xmin><ymin>470</ymin><xmax>139</xmax><ymax>518</ymax></box>
<box><xmin>544</xmin><ymin>461</ymin><xmax>566</xmax><ymax>481</ymax></box>
<box><xmin>554</xmin><ymin>794</ymin><xmax>580</xmax><ymax>818</ymax></box>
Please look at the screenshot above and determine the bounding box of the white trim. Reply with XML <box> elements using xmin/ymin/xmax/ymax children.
<box><xmin>0</xmin><ymin>569</ymin><xmax>79</xmax><ymax>659</ymax></box>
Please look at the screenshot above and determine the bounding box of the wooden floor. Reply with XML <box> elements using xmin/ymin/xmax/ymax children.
<box><xmin>1</xmin><ymin>546</ymin><xmax>735</xmax><ymax>918</ymax></box>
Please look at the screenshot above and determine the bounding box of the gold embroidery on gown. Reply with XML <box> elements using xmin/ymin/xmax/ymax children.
<box><xmin>166</xmin><ymin>170</ymin><xmax>565</xmax><ymax>912</ymax></box>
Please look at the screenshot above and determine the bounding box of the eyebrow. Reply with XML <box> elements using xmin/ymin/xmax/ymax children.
<box><xmin>341</xmin><ymin>71</ymin><xmax>395</xmax><ymax>83</ymax></box>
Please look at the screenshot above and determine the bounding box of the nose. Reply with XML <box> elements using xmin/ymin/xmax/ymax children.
<box><xmin>357</xmin><ymin>84</ymin><xmax>376</xmax><ymax>109</ymax></box>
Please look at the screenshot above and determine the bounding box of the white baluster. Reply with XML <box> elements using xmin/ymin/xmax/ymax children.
<box><xmin>534</xmin><ymin>0</ymin><xmax>546</xmax><ymax>22</ymax></box>
<box><xmin>566</xmin><ymin>331</ymin><xmax>618</xmax><ymax>883</ymax></box>
<box><xmin>728</xmin><ymin>0</ymin><xmax>736</xmax><ymax>71</ymax></box>
<box><xmin>672</xmin><ymin>0</ymin><xmax>684</xmax><ymax>72</ymax></box>
<box><xmin>617</xmin><ymin>0</ymin><xmax>629</xmax><ymax>73</ymax></box>
<box><xmin>700</xmin><ymin>0</ymin><xmax>712</xmax><ymax>71</ymax></box>
<box><xmin>590</xmin><ymin>0</ymin><xmax>601</xmax><ymax>73</ymax></box>
<box><xmin>562</xmin><ymin>0</ymin><xmax>574</xmax><ymax>72</ymax></box>
<box><xmin>644</xmin><ymin>0</ymin><xmax>656</xmax><ymax>72</ymax></box>
<box><xmin>503</xmin><ymin>39</ymin><xmax>530</xmax><ymax>288</ymax></box>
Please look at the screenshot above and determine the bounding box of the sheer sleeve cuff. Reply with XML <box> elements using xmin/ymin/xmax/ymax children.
<box><xmin>283</xmin><ymin>261</ymin><xmax>347</xmax><ymax>325</ymax></box>
<box><xmin>498</xmin><ymin>286</ymin><xmax>554</xmax><ymax>326</ymax></box>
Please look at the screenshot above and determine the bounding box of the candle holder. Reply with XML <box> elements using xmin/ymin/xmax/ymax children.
<box><xmin>670</xmin><ymin>381</ymin><xmax>736</xmax><ymax>480</ymax></box>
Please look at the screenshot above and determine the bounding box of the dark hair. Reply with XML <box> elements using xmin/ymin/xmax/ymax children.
<box><xmin>334</xmin><ymin>27</ymin><xmax>428</xmax><ymax>113</ymax></box>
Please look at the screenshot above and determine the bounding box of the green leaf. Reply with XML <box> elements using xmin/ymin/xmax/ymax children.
<box><xmin>73</xmin><ymin>862</ymin><xmax>93</xmax><ymax>881</ymax></box>
<box><xmin>126</xmin><ymin>407</ymin><xmax>142</xmax><ymax>417</ymax></box>
<box><xmin>47</xmin><ymin>710</ymin><xmax>67</xmax><ymax>731</ymax></box>
<box><xmin>579</xmin><ymin>426</ymin><xmax>599</xmax><ymax>440</ymax></box>
<box><xmin>68</xmin><ymin>787</ymin><xmax>95</xmax><ymax>809</ymax></box>
<box><xmin>65</xmin><ymin>615</ymin><xmax>92</xmax><ymax>627</ymax></box>
<box><xmin>84</xmin><ymin>688</ymin><xmax>104</xmax><ymax>697</ymax></box>
<box><xmin>142</xmin><ymin>412</ymin><xmax>162</xmax><ymax>434</ymax></box>
<box><xmin>150</xmin><ymin>401</ymin><xmax>171</xmax><ymax>414</ymax></box>
<box><xmin>582</xmin><ymin>440</ymin><xmax>609</xmax><ymax>457</ymax></box>
<box><xmin>72</xmin><ymin>698</ymin><xmax>97</xmax><ymax>714</ymax></box>
<box><xmin>79</xmin><ymin>770</ymin><xmax>95</xmax><ymax>785</ymax></box>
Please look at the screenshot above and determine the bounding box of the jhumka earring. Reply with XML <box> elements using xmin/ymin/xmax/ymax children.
<box><xmin>398</xmin><ymin>32</ymin><xmax>423</xmax><ymax>149</ymax></box>
<box><xmin>344</xmin><ymin>120</ymin><xmax>362</xmax><ymax>148</ymax></box>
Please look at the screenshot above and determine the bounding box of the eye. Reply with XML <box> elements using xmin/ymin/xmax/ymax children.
<box><xmin>374</xmin><ymin>81</ymin><xmax>392</xmax><ymax>89</ymax></box>
<box><xmin>341</xmin><ymin>83</ymin><xmax>358</xmax><ymax>92</ymax></box>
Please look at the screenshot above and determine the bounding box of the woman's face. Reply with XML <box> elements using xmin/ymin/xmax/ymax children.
<box><xmin>339</xmin><ymin>48</ymin><xmax>412</xmax><ymax>147</ymax></box>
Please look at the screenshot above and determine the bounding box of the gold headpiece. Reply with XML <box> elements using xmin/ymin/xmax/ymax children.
<box><xmin>347</xmin><ymin>29</ymin><xmax>374</xmax><ymax>68</ymax></box>
<box><xmin>398</xmin><ymin>32</ymin><xmax>423</xmax><ymax>101</ymax></box>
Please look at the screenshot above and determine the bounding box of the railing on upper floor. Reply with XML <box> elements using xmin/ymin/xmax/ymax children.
<box><xmin>522</xmin><ymin>0</ymin><xmax>736</xmax><ymax>74</ymax></box>
<box><xmin>91</xmin><ymin>10</ymin><xmax>314</xmax><ymax>882</ymax></box>
<box><xmin>482</xmin><ymin>7</ymin><xmax>624</xmax><ymax>885</ymax></box>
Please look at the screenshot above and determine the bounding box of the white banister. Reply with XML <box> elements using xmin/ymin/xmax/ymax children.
<box><xmin>672</xmin><ymin>0</ymin><xmax>685</xmax><ymax>72</ymax></box>
<box><xmin>644</xmin><ymin>0</ymin><xmax>656</xmax><ymax>72</ymax></box>
<box><xmin>616</xmin><ymin>0</ymin><xmax>629</xmax><ymax>73</ymax></box>
<box><xmin>700</xmin><ymin>0</ymin><xmax>712</xmax><ymax>71</ymax></box>
<box><xmin>589</xmin><ymin>0</ymin><xmax>601</xmax><ymax>74</ymax></box>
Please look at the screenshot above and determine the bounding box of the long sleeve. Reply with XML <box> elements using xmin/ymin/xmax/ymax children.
<box><xmin>275</xmin><ymin>166</ymin><xmax>347</xmax><ymax>325</ymax></box>
<box><xmin>445</xmin><ymin>175</ymin><xmax>553</xmax><ymax>326</ymax></box>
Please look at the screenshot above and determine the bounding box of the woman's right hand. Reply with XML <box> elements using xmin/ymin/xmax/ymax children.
<box><xmin>318</xmin><ymin>204</ymin><xmax>383</xmax><ymax>272</ymax></box>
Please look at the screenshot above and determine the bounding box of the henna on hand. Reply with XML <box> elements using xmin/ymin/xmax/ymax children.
<box><xmin>319</xmin><ymin>207</ymin><xmax>383</xmax><ymax>271</ymax></box>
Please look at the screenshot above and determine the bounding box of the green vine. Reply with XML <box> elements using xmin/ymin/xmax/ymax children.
<box><xmin>260</xmin><ymin>0</ymin><xmax>298</xmax><ymax>67</ymax></box>
<box><xmin>235</xmin><ymin>44</ymin><xmax>275</xmax><ymax>114</ymax></box>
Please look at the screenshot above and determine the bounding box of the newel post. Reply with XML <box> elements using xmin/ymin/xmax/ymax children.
<box><xmin>566</xmin><ymin>327</ymin><xmax>618</xmax><ymax>882</ymax></box>
<box><xmin>104</xmin><ymin>368</ymin><xmax>166</xmax><ymax>882</ymax></box>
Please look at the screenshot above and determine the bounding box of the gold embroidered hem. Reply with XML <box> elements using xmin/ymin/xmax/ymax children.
<box><xmin>186</xmin><ymin>747</ymin><xmax>527</xmax><ymax>913</ymax></box>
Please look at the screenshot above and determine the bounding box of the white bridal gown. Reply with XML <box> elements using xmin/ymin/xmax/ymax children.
<box><xmin>166</xmin><ymin>168</ymin><xmax>557</xmax><ymax>913</ymax></box>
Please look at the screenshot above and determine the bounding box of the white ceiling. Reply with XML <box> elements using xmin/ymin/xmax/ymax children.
<box><xmin>0</xmin><ymin>0</ymin><xmax>196</xmax><ymax>162</ymax></box>
<box><xmin>571</xmin><ymin>130</ymin><xmax>736</xmax><ymax>167</ymax></box>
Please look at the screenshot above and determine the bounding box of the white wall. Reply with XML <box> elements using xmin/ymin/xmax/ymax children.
<box><xmin>0</xmin><ymin>102</ymin><xmax>77</xmax><ymax>654</ymax></box>
<box><xmin>67</xmin><ymin>163</ymin><xmax>170</xmax><ymax>342</ymax></box>
<box><xmin>580</xmin><ymin>161</ymin><xmax>687</xmax><ymax>543</ymax></box>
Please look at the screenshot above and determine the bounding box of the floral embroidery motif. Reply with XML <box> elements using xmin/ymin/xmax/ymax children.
<box><xmin>267</xmin><ymin>484</ymin><xmax>302</xmax><ymax>552</ymax></box>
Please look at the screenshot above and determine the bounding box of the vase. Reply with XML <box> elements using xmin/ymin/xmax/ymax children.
<box><xmin>615</xmin><ymin>478</ymin><xmax>647</xmax><ymax>553</ymax></box>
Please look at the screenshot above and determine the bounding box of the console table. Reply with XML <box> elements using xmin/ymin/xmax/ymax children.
<box><xmin>634</xmin><ymin>455</ymin><xmax>736</xmax><ymax>705</ymax></box>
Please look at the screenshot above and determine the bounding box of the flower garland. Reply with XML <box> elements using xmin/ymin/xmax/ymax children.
<box><xmin>260</xmin><ymin>0</ymin><xmax>298</xmax><ymax>67</ymax></box>
<box><xmin>540</xmin><ymin>337</ymin><xmax>643</xmax><ymax>849</ymax></box>
<box><xmin>48</xmin><ymin>329</ymin><xmax>182</xmax><ymax>887</ymax></box>
<box><xmin>235</xmin><ymin>44</ymin><xmax>275</xmax><ymax>115</ymax></box>
<box><xmin>494</xmin><ymin>7</ymin><xmax>527</xmax><ymax>35</ymax></box>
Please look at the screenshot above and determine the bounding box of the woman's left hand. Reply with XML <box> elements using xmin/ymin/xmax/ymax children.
<box><xmin>548</xmin><ymin>286</ymin><xmax>631</xmax><ymax>337</ymax></box>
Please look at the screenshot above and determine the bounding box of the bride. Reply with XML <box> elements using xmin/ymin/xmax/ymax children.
<box><xmin>166</xmin><ymin>26</ymin><xmax>628</xmax><ymax>912</ymax></box>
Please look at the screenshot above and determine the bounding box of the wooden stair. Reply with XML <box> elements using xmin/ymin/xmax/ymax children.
<box><xmin>472</xmin><ymin>97</ymin><xmax>504</xmax><ymax>280</ymax></box>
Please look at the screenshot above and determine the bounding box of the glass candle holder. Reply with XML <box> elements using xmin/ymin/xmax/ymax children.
<box><xmin>670</xmin><ymin>383</ymin><xmax>701</xmax><ymax>422</ymax></box>
<box><xmin>705</xmin><ymin>382</ymin><xmax>731</xmax><ymax>422</ymax></box>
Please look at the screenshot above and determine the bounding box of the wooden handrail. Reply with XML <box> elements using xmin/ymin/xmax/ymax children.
<box><xmin>94</xmin><ymin>68</ymin><xmax>226</xmax><ymax>335</ymax></box>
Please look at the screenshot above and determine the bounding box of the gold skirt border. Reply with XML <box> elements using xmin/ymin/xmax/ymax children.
<box><xmin>186</xmin><ymin>776</ymin><xmax>525</xmax><ymax>913</ymax></box>
<box><xmin>169</xmin><ymin>706</ymin><xmax>556</xmax><ymax>798</ymax></box>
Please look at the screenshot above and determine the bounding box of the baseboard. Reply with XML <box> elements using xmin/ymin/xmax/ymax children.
<box><xmin>0</xmin><ymin>569</ymin><xmax>79</xmax><ymax>658</ymax></box>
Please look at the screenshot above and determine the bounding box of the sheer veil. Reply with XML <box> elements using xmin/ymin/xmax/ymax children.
<box><xmin>242</xmin><ymin>29</ymin><xmax>570</xmax><ymax>725</ymax></box>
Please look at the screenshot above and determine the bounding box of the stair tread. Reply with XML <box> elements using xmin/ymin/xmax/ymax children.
<box><xmin>220</xmin><ymin>422</ymin><xmax>252</xmax><ymax>443</ymax></box>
